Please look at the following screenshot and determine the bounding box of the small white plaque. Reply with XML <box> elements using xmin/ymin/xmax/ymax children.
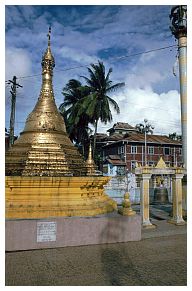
<box><xmin>37</xmin><ymin>221</ymin><xmax>57</xmax><ymax>242</ymax></box>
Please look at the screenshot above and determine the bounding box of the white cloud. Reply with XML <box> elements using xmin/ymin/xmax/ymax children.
<box><xmin>97</xmin><ymin>88</ymin><xmax>181</xmax><ymax>135</ymax></box>
<box><xmin>5</xmin><ymin>47</ymin><xmax>32</xmax><ymax>80</ymax></box>
<box><xmin>5</xmin><ymin>46</ymin><xmax>41</xmax><ymax>134</ymax></box>
<box><xmin>57</xmin><ymin>46</ymin><xmax>97</xmax><ymax>64</ymax></box>
<box><xmin>125</xmin><ymin>70</ymin><xmax>165</xmax><ymax>90</ymax></box>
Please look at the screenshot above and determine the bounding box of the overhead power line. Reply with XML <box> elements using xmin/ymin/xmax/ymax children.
<box><xmin>12</xmin><ymin>44</ymin><xmax>177</xmax><ymax>80</ymax></box>
<box><xmin>107</xmin><ymin>44</ymin><xmax>177</xmax><ymax>62</ymax></box>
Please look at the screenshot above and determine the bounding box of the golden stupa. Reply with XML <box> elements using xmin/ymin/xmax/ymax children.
<box><xmin>5</xmin><ymin>28</ymin><xmax>117</xmax><ymax>219</ymax></box>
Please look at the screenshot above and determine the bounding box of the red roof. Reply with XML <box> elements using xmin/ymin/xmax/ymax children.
<box><xmin>103</xmin><ymin>132</ymin><xmax>182</xmax><ymax>147</ymax></box>
<box><xmin>107</xmin><ymin>122</ymin><xmax>136</xmax><ymax>132</ymax></box>
<box><xmin>123</xmin><ymin>132</ymin><xmax>181</xmax><ymax>145</ymax></box>
<box><xmin>104</xmin><ymin>155</ymin><xmax>126</xmax><ymax>166</ymax></box>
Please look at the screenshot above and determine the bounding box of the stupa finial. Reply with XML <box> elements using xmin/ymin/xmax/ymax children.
<box><xmin>41</xmin><ymin>26</ymin><xmax>55</xmax><ymax>71</ymax></box>
<box><xmin>86</xmin><ymin>143</ymin><xmax>97</xmax><ymax>176</ymax></box>
<box><xmin>47</xmin><ymin>26</ymin><xmax>51</xmax><ymax>47</ymax></box>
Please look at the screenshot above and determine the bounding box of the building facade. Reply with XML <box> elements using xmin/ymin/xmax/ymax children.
<box><xmin>96</xmin><ymin>122</ymin><xmax>182</xmax><ymax>174</ymax></box>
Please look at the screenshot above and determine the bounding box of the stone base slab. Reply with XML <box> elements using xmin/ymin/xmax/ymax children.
<box><xmin>6</xmin><ymin>213</ymin><xmax>141</xmax><ymax>251</ymax></box>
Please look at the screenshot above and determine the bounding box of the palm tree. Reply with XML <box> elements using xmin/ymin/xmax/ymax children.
<box><xmin>59</xmin><ymin>79</ymin><xmax>89</xmax><ymax>116</ymax></box>
<box><xmin>81</xmin><ymin>61</ymin><xmax>125</xmax><ymax>157</ymax></box>
<box><xmin>59</xmin><ymin>79</ymin><xmax>92</xmax><ymax>155</ymax></box>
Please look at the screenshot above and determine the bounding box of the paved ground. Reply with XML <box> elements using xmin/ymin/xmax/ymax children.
<box><xmin>5</xmin><ymin>204</ymin><xmax>187</xmax><ymax>286</ymax></box>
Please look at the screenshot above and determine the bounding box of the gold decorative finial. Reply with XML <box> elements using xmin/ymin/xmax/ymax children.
<box><xmin>155</xmin><ymin>157</ymin><xmax>167</xmax><ymax>168</ymax></box>
<box><xmin>88</xmin><ymin>143</ymin><xmax>93</xmax><ymax>162</ymax></box>
<box><xmin>86</xmin><ymin>143</ymin><xmax>97</xmax><ymax>176</ymax></box>
<box><xmin>47</xmin><ymin>26</ymin><xmax>51</xmax><ymax>47</ymax></box>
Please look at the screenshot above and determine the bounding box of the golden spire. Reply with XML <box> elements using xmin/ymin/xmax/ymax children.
<box><xmin>86</xmin><ymin>143</ymin><xmax>97</xmax><ymax>176</ymax></box>
<box><xmin>5</xmin><ymin>28</ymin><xmax>88</xmax><ymax>177</ymax></box>
<box><xmin>22</xmin><ymin>26</ymin><xmax>64</xmax><ymax>133</ymax></box>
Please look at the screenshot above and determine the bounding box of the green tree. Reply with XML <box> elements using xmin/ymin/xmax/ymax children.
<box><xmin>81</xmin><ymin>61</ymin><xmax>125</xmax><ymax>157</ymax></box>
<box><xmin>59</xmin><ymin>79</ymin><xmax>92</xmax><ymax>155</ymax></box>
<box><xmin>169</xmin><ymin>132</ymin><xmax>182</xmax><ymax>141</ymax></box>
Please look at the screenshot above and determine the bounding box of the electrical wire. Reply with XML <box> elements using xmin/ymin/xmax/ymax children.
<box><xmin>6</xmin><ymin>44</ymin><xmax>177</xmax><ymax>81</ymax></box>
<box><xmin>5</xmin><ymin>43</ymin><xmax>180</xmax><ymax>135</ymax></box>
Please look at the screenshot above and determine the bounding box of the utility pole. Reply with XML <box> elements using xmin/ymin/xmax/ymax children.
<box><xmin>6</xmin><ymin>76</ymin><xmax>23</xmax><ymax>147</ymax></box>
<box><xmin>136</xmin><ymin>119</ymin><xmax>154</xmax><ymax>165</ymax></box>
<box><xmin>170</xmin><ymin>5</ymin><xmax>187</xmax><ymax>168</ymax></box>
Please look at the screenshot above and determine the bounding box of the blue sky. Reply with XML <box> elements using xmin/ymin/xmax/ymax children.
<box><xmin>5</xmin><ymin>4</ymin><xmax>183</xmax><ymax>136</ymax></box>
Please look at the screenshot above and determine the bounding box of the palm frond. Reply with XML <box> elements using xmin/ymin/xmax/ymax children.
<box><xmin>59</xmin><ymin>103</ymin><xmax>66</xmax><ymax>113</ymax></box>
<box><xmin>106</xmin><ymin>96</ymin><xmax>120</xmax><ymax>114</ymax></box>
<box><xmin>107</xmin><ymin>82</ymin><xmax>125</xmax><ymax>93</ymax></box>
<box><xmin>105</xmin><ymin>67</ymin><xmax>113</xmax><ymax>83</ymax></box>
<box><xmin>99</xmin><ymin>97</ymin><xmax>113</xmax><ymax>123</ymax></box>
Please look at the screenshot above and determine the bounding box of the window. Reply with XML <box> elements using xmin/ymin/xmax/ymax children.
<box><xmin>178</xmin><ymin>148</ymin><xmax>182</xmax><ymax>155</ymax></box>
<box><xmin>164</xmin><ymin>147</ymin><xmax>170</xmax><ymax>155</ymax></box>
<box><xmin>118</xmin><ymin>146</ymin><xmax>124</xmax><ymax>154</ymax></box>
<box><xmin>148</xmin><ymin>146</ymin><xmax>154</xmax><ymax>155</ymax></box>
<box><xmin>131</xmin><ymin>146</ymin><xmax>137</xmax><ymax>154</ymax></box>
<box><xmin>131</xmin><ymin>161</ymin><xmax>136</xmax><ymax>170</ymax></box>
<box><xmin>121</xmin><ymin>146</ymin><xmax>124</xmax><ymax>154</ymax></box>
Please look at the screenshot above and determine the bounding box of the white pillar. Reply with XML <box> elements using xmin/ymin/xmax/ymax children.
<box><xmin>178</xmin><ymin>36</ymin><xmax>187</xmax><ymax>168</ymax></box>
<box><xmin>169</xmin><ymin>173</ymin><xmax>185</xmax><ymax>225</ymax></box>
<box><xmin>140</xmin><ymin>173</ymin><xmax>155</xmax><ymax>228</ymax></box>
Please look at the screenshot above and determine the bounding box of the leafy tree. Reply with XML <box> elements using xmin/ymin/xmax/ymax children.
<box><xmin>59</xmin><ymin>79</ymin><xmax>92</xmax><ymax>155</ymax></box>
<box><xmin>81</xmin><ymin>61</ymin><xmax>125</xmax><ymax>157</ymax></box>
<box><xmin>169</xmin><ymin>132</ymin><xmax>182</xmax><ymax>141</ymax></box>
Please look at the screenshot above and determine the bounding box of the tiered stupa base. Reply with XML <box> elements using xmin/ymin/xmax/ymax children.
<box><xmin>6</xmin><ymin>176</ymin><xmax>117</xmax><ymax>219</ymax></box>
